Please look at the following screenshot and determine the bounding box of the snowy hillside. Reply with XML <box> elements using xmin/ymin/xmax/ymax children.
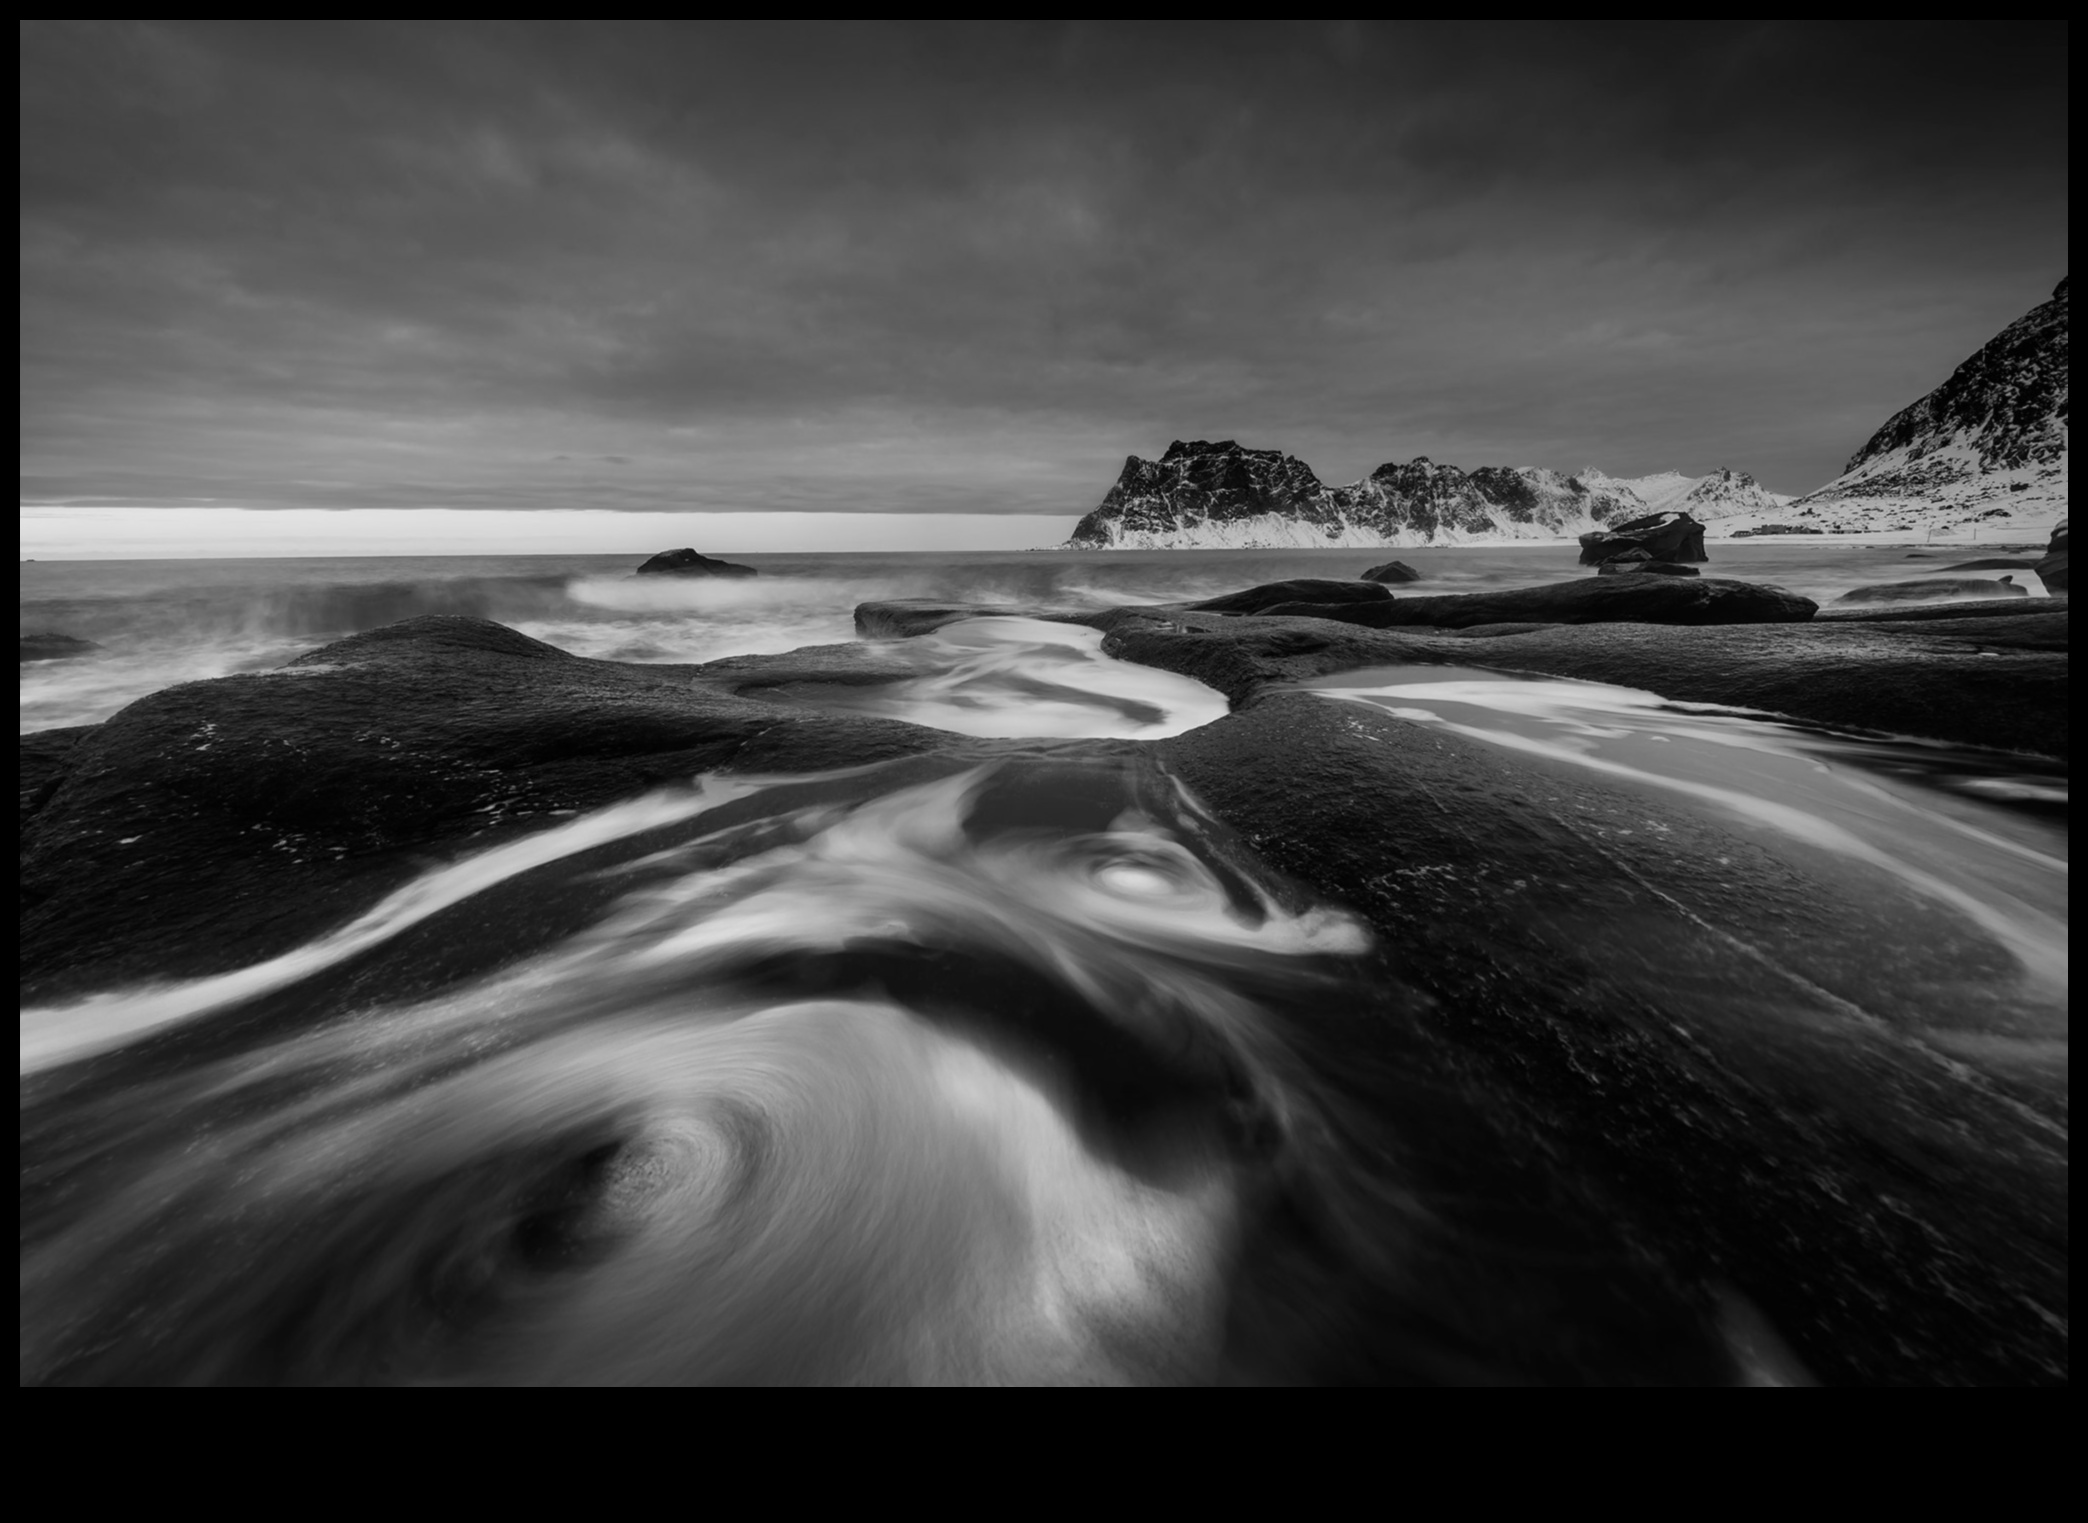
<box><xmin>1749</xmin><ymin>278</ymin><xmax>2069</xmax><ymax>537</ymax></box>
<box><xmin>1066</xmin><ymin>442</ymin><xmax>1790</xmax><ymax>549</ymax></box>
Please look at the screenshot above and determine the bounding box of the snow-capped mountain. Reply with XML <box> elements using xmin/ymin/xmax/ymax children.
<box><xmin>1064</xmin><ymin>440</ymin><xmax>1789</xmax><ymax>549</ymax></box>
<box><xmin>1752</xmin><ymin>278</ymin><xmax>2069</xmax><ymax>536</ymax></box>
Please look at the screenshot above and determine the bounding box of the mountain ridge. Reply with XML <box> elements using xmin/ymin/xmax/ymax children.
<box><xmin>1065</xmin><ymin>441</ymin><xmax>1789</xmax><ymax>550</ymax></box>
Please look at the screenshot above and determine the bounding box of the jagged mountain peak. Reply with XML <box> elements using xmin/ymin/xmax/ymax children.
<box><xmin>1783</xmin><ymin>278</ymin><xmax>2069</xmax><ymax>531</ymax></box>
<box><xmin>1065</xmin><ymin>444</ymin><xmax>1786</xmax><ymax>549</ymax></box>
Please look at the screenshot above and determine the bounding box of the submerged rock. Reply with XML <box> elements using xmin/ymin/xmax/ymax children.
<box><xmin>1832</xmin><ymin>577</ymin><xmax>2029</xmax><ymax>606</ymax></box>
<box><xmin>1188</xmin><ymin>579</ymin><xmax>1393</xmax><ymax>616</ymax></box>
<box><xmin>21</xmin><ymin>633</ymin><xmax>101</xmax><ymax>663</ymax></box>
<box><xmin>1360</xmin><ymin>560</ymin><xmax>1421</xmax><ymax>584</ymax></box>
<box><xmin>633</xmin><ymin>547</ymin><xmax>758</xmax><ymax>578</ymax></box>
<box><xmin>1577</xmin><ymin>511</ymin><xmax>1707</xmax><ymax>566</ymax></box>
<box><xmin>1259</xmin><ymin>576</ymin><xmax>1812</xmax><ymax>628</ymax></box>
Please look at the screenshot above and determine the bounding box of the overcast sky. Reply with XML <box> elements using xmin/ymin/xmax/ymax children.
<box><xmin>20</xmin><ymin>21</ymin><xmax>2071</xmax><ymax>545</ymax></box>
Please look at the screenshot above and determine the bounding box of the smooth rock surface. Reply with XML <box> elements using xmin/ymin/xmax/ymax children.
<box><xmin>21</xmin><ymin>615</ymin><xmax>948</xmax><ymax>1001</ymax></box>
<box><xmin>1159</xmin><ymin>691</ymin><xmax>2066</xmax><ymax>1386</ymax></box>
<box><xmin>1360</xmin><ymin>560</ymin><xmax>1421</xmax><ymax>584</ymax></box>
<box><xmin>1085</xmin><ymin>604</ymin><xmax>2066</xmax><ymax>759</ymax></box>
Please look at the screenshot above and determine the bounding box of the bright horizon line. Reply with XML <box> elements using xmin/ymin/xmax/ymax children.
<box><xmin>18</xmin><ymin>506</ymin><xmax>1087</xmax><ymax>560</ymax></box>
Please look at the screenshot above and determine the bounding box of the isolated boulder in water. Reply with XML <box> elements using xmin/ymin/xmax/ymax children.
<box><xmin>1188</xmin><ymin>579</ymin><xmax>1393</xmax><ymax>615</ymax></box>
<box><xmin>1577</xmin><ymin>511</ymin><xmax>1707</xmax><ymax>566</ymax></box>
<box><xmin>1360</xmin><ymin>560</ymin><xmax>1421</xmax><ymax>584</ymax></box>
<box><xmin>20</xmin><ymin>633</ymin><xmax>101</xmax><ymax>663</ymax></box>
<box><xmin>2034</xmin><ymin>522</ymin><xmax>2067</xmax><ymax>593</ymax></box>
<box><xmin>1258</xmin><ymin>575</ymin><xmax>1814</xmax><ymax>628</ymax></box>
<box><xmin>634</xmin><ymin>548</ymin><xmax>758</xmax><ymax>578</ymax></box>
<box><xmin>1597</xmin><ymin>561</ymin><xmax>1700</xmax><ymax>577</ymax></box>
<box><xmin>1832</xmin><ymin>577</ymin><xmax>2029</xmax><ymax>607</ymax></box>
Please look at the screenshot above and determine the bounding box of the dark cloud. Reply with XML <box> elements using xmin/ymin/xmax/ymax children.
<box><xmin>20</xmin><ymin>21</ymin><xmax>2070</xmax><ymax>518</ymax></box>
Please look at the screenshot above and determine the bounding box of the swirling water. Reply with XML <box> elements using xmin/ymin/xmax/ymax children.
<box><xmin>19</xmin><ymin>549</ymin><xmax>2068</xmax><ymax>1383</ymax></box>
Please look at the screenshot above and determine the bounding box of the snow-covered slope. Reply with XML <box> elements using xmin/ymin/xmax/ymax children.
<box><xmin>1754</xmin><ymin>278</ymin><xmax>2069</xmax><ymax>536</ymax></box>
<box><xmin>1066</xmin><ymin>442</ymin><xmax>1789</xmax><ymax>549</ymax></box>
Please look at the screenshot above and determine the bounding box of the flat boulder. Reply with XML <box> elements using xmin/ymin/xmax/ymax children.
<box><xmin>633</xmin><ymin>547</ymin><xmax>758</xmax><ymax>578</ymax></box>
<box><xmin>1577</xmin><ymin>511</ymin><xmax>1707</xmax><ymax>566</ymax></box>
<box><xmin>1257</xmin><ymin>576</ymin><xmax>1813</xmax><ymax>629</ymax></box>
<box><xmin>21</xmin><ymin>633</ymin><xmax>101</xmax><ymax>663</ymax></box>
<box><xmin>20</xmin><ymin>615</ymin><xmax>948</xmax><ymax>1001</ymax></box>
<box><xmin>1360</xmin><ymin>560</ymin><xmax>1421</xmax><ymax>584</ymax></box>
<box><xmin>2034</xmin><ymin>522</ymin><xmax>2067</xmax><ymax>593</ymax></box>
<box><xmin>1597</xmin><ymin>561</ymin><xmax>1699</xmax><ymax>577</ymax></box>
<box><xmin>1832</xmin><ymin>577</ymin><xmax>2028</xmax><ymax>607</ymax></box>
<box><xmin>1935</xmin><ymin>557</ymin><xmax>2041</xmax><ymax>573</ymax></box>
<box><xmin>1187</xmin><ymin>579</ymin><xmax>1393</xmax><ymax>616</ymax></box>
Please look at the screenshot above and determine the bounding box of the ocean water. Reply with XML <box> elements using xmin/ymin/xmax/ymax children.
<box><xmin>17</xmin><ymin>540</ymin><xmax>2049</xmax><ymax>733</ymax></box>
<box><xmin>18</xmin><ymin>540</ymin><xmax>2068</xmax><ymax>1384</ymax></box>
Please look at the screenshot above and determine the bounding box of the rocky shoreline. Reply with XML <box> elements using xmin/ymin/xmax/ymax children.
<box><xmin>19</xmin><ymin>560</ymin><xmax>2070</xmax><ymax>1385</ymax></box>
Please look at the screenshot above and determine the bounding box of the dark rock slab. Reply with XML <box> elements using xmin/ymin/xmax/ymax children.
<box><xmin>21</xmin><ymin>633</ymin><xmax>102</xmax><ymax>663</ymax></box>
<box><xmin>1577</xmin><ymin>511</ymin><xmax>1707</xmax><ymax>565</ymax></box>
<box><xmin>1935</xmin><ymin>557</ymin><xmax>2042</xmax><ymax>573</ymax></box>
<box><xmin>1187</xmin><ymin>579</ymin><xmax>1393</xmax><ymax>616</ymax></box>
<box><xmin>1159</xmin><ymin>692</ymin><xmax>2066</xmax><ymax>1385</ymax></box>
<box><xmin>1832</xmin><ymin>577</ymin><xmax>2029</xmax><ymax>606</ymax></box>
<box><xmin>1596</xmin><ymin>561</ymin><xmax>1699</xmax><ymax>577</ymax></box>
<box><xmin>633</xmin><ymin>547</ymin><xmax>757</xmax><ymax>578</ymax></box>
<box><xmin>1360</xmin><ymin>560</ymin><xmax>1421</xmax><ymax>584</ymax></box>
<box><xmin>2034</xmin><ymin>521</ymin><xmax>2067</xmax><ymax>593</ymax></box>
<box><xmin>1089</xmin><ymin>605</ymin><xmax>2065</xmax><ymax>758</ymax></box>
<box><xmin>1259</xmin><ymin>576</ymin><xmax>1813</xmax><ymax>628</ymax></box>
<box><xmin>20</xmin><ymin>615</ymin><xmax>949</xmax><ymax>1002</ymax></box>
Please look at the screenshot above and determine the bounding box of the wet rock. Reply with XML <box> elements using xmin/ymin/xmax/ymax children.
<box><xmin>1596</xmin><ymin>560</ymin><xmax>1699</xmax><ymax>577</ymax></box>
<box><xmin>21</xmin><ymin>633</ymin><xmax>101</xmax><ymax>663</ymax></box>
<box><xmin>2034</xmin><ymin>521</ymin><xmax>2067</xmax><ymax>593</ymax></box>
<box><xmin>1091</xmin><ymin>604</ymin><xmax>2066</xmax><ymax>759</ymax></box>
<box><xmin>1188</xmin><ymin>579</ymin><xmax>1393</xmax><ymax>615</ymax></box>
<box><xmin>633</xmin><ymin>548</ymin><xmax>758</xmax><ymax>578</ymax></box>
<box><xmin>1934</xmin><ymin>557</ymin><xmax>2042</xmax><ymax>573</ymax></box>
<box><xmin>1258</xmin><ymin>576</ymin><xmax>1813</xmax><ymax>628</ymax></box>
<box><xmin>19</xmin><ymin>725</ymin><xmax>98</xmax><ymax>828</ymax></box>
<box><xmin>1832</xmin><ymin>577</ymin><xmax>2029</xmax><ymax>607</ymax></box>
<box><xmin>1577</xmin><ymin>511</ymin><xmax>1707</xmax><ymax>565</ymax></box>
<box><xmin>1160</xmin><ymin>692</ymin><xmax>2066</xmax><ymax>1385</ymax></box>
<box><xmin>20</xmin><ymin>615</ymin><xmax>950</xmax><ymax>1001</ymax></box>
<box><xmin>1360</xmin><ymin>560</ymin><xmax>1421</xmax><ymax>584</ymax></box>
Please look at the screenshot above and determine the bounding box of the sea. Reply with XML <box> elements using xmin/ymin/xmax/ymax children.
<box><xmin>19</xmin><ymin>538</ymin><xmax>2065</xmax><ymax>1384</ymax></box>
<box><xmin>18</xmin><ymin>539</ymin><xmax>2051</xmax><ymax>733</ymax></box>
